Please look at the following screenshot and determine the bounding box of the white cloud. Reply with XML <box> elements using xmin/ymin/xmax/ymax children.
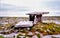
<box><xmin>1</xmin><ymin>0</ymin><xmax>40</xmax><ymax>9</ymax></box>
<box><xmin>0</xmin><ymin>0</ymin><xmax>60</xmax><ymax>16</ymax></box>
<box><xmin>1</xmin><ymin>0</ymin><xmax>60</xmax><ymax>11</ymax></box>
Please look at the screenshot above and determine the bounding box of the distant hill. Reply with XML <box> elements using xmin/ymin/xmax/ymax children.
<box><xmin>42</xmin><ymin>16</ymin><xmax>60</xmax><ymax>20</ymax></box>
<box><xmin>0</xmin><ymin>16</ymin><xmax>60</xmax><ymax>24</ymax></box>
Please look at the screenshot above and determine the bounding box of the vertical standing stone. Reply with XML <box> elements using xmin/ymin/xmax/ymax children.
<box><xmin>36</xmin><ymin>14</ymin><xmax>42</xmax><ymax>22</ymax></box>
<box><xmin>29</xmin><ymin>15</ymin><xmax>35</xmax><ymax>22</ymax></box>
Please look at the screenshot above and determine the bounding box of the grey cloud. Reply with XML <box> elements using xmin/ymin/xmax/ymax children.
<box><xmin>39</xmin><ymin>1</ymin><xmax>60</xmax><ymax>10</ymax></box>
<box><xmin>0</xmin><ymin>3</ymin><xmax>30</xmax><ymax>11</ymax></box>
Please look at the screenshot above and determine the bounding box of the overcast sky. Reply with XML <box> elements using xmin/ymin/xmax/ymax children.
<box><xmin>0</xmin><ymin>0</ymin><xmax>60</xmax><ymax>17</ymax></box>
